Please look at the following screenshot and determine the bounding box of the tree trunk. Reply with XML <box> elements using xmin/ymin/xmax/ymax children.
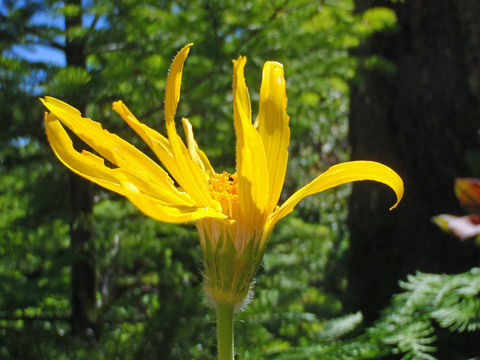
<box><xmin>347</xmin><ymin>0</ymin><xmax>480</xmax><ymax>324</ymax></box>
<box><xmin>64</xmin><ymin>0</ymin><xmax>97</xmax><ymax>337</ymax></box>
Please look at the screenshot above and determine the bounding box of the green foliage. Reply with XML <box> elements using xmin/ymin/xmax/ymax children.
<box><xmin>46</xmin><ymin>67</ymin><xmax>92</xmax><ymax>99</ymax></box>
<box><xmin>369</xmin><ymin>269</ymin><xmax>480</xmax><ymax>359</ymax></box>
<box><xmin>280</xmin><ymin>268</ymin><xmax>480</xmax><ymax>360</ymax></box>
<box><xmin>0</xmin><ymin>0</ymin><xmax>428</xmax><ymax>359</ymax></box>
<box><xmin>234</xmin><ymin>215</ymin><xmax>347</xmax><ymax>358</ymax></box>
<box><xmin>353</xmin><ymin>7</ymin><xmax>397</xmax><ymax>37</ymax></box>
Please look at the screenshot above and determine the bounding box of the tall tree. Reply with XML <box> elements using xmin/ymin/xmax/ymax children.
<box><xmin>347</xmin><ymin>0</ymin><xmax>480</xmax><ymax>325</ymax></box>
<box><xmin>2</xmin><ymin>0</ymin><xmax>401</xmax><ymax>357</ymax></box>
<box><xmin>63</xmin><ymin>0</ymin><xmax>96</xmax><ymax>336</ymax></box>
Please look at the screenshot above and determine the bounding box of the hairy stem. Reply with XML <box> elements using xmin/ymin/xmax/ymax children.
<box><xmin>216</xmin><ymin>303</ymin><xmax>234</xmax><ymax>360</ymax></box>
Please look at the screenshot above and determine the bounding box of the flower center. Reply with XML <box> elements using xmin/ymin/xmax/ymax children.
<box><xmin>208</xmin><ymin>172</ymin><xmax>239</xmax><ymax>218</ymax></box>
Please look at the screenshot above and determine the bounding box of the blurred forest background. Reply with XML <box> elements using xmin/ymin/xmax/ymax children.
<box><xmin>1</xmin><ymin>0</ymin><xmax>480</xmax><ymax>359</ymax></box>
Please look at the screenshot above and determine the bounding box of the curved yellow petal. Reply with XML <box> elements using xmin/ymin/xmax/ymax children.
<box><xmin>164</xmin><ymin>43</ymin><xmax>218</xmax><ymax>209</ymax></box>
<box><xmin>44</xmin><ymin>112</ymin><xmax>194</xmax><ymax>207</ymax></box>
<box><xmin>45</xmin><ymin>112</ymin><xmax>126</xmax><ymax>194</ymax></box>
<box><xmin>165</xmin><ymin>43</ymin><xmax>192</xmax><ymax>123</ymax></box>
<box><xmin>265</xmin><ymin>160</ymin><xmax>404</xmax><ymax>234</ymax></box>
<box><xmin>256</xmin><ymin>61</ymin><xmax>290</xmax><ymax>214</ymax></box>
<box><xmin>41</xmin><ymin>96</ymin><xmax>193</xmax><ymax>205</ymax></box>
<box><xmin>45</xmin><ymin>112</ymin><xmax>222</xmax><ymax>223</ymax></box>
<box><xmin>181</xmin><ymin>117</ymin><xmax>216</xmax><ymax>177</ymax></box>
<box><xmin>232</xmin><ymin>56</ymin><xmax>269</xmax><ymax>229</ymax></box>
<box><xmin>120</xmin><ymin>179</ymin><xmax>226</xmax><ymax>224</ymax></box>
<box><xmin>112</xmin><ymin>100</ymin><xmax>185</xmax><ymax>187</ymax></box>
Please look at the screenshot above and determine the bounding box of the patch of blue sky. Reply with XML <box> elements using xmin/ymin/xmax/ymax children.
<box><xmin>9</xmin><ymin>43</ymin><xmax>66</xmax><ymax>67</ymax></box>
<box><xmin>2</xmin><ymin>0</ymin><xmax>109</xmax><ymax>67</ymax></box>
<box><xmin>31</xmin><ymin>4</ymin><xmax>65</xmax><ymax>28</ymax></box>
<box><xmin>11</xmin><ymin>137</ymin><xmax>30</xmax><ymax>148</ymax></box>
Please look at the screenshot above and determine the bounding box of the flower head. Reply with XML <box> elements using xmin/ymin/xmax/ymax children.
<box><xmin>42</xmin><ymin>44</ymin><xmax>403</xmax><ymax>306</ymax></box>
<box><xmin>433</xmin><ymin>178</ymin><xmax>480</xmax><ymax>241</ymax></box>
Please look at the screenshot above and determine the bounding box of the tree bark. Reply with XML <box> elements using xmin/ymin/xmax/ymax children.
<box><xmin>64</xmin><ymin>0</ymin><xmax>97</xmax><ymax>337</ymax></box>
<box><xmin>348</xmin><ymin>0</ymin><xmax>480</xmax><ymax>324</ymax></box>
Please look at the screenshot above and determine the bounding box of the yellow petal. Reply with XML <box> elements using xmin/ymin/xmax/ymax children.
<box><xmin>45</xmin><ymin>112</ymin><xmax>222</xmax><ymax>223</ymax></box>
<box><xmin>164</xmin><ymin>43</ymin><xmax>218</xmax><ymax>209</ymax></box>
<box><xmin>41</xmin><ymin>96</ymin><xmax>193</xmax><ymax>205</ymax></box>
<box><xmin>165</xmin><ymin>43</ymin><xmax>193</xmax><ymax>123</ymax></box>
<box><xmin>265</xmin><ymin>160</ymin><xmax>404</xmax><ymax>234</ymax></box>
<box><xmin>45</xmin><ymin>112</ymin><xmax>125</xmax><ymax>194</ymax></box>
<box><xmin>181</xmin><ymin>117</ymin><xmax>216</xmax><ymax>177</ymax></box>
<box><xmin>112</xmin><ymin>100</ymin><xmax>185</xmax><ymax>187</ymax></box>
<box><xmin>120</xmin><ymin>179</ymin><xmax>226</xmax><ymax>223</ymax></box>
<box><xmin>256</xmin><ymin>61</ymin><xmax>290</xmax><ymax>214</ymax></box>
<box><xmin>44</xmin><ymin>112</ymin><xmax>194</xmax><ymax>207</ymax></box>
<box><xmin>232</xmin><ymin>56</ymin><xmax>269</xmax><ymax>229</ymax></box>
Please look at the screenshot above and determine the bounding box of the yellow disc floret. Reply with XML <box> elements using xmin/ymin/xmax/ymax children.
<box><xmin>208</xmin><ymin>172</ymin><xmax>239</xmax><ymax>219</ymax></box>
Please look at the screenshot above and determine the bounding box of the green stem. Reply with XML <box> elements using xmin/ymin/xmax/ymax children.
<box><xmin>216</xmin><ymin>303</ymin><xmax>234</xmax><ymax>360</ymax></box>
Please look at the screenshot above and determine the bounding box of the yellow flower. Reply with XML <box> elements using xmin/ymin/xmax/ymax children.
<box><xmin>41</xmin><ymin>44</ymin><xmax>403</xmax><ymax>306</ymax></box>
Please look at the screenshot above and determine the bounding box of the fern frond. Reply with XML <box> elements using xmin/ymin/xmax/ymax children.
<box><xmin>273</xmin><ymin>268</ymin><xmax>480</xmax><ymax>360</ymax></box>
<box><xmin>316</xmin><ymin>312</ymin><xmax>363</xmax><ymax>341</ymax></box>
<box><xmin>431</xmin><ymin>297</ymin><xmax>480</xmax><ymax>332</ymax></box>
<box><xmin>382</xmin><ymin>320</ymin><xmax>436</xmax><ymax>360</ymax></box>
